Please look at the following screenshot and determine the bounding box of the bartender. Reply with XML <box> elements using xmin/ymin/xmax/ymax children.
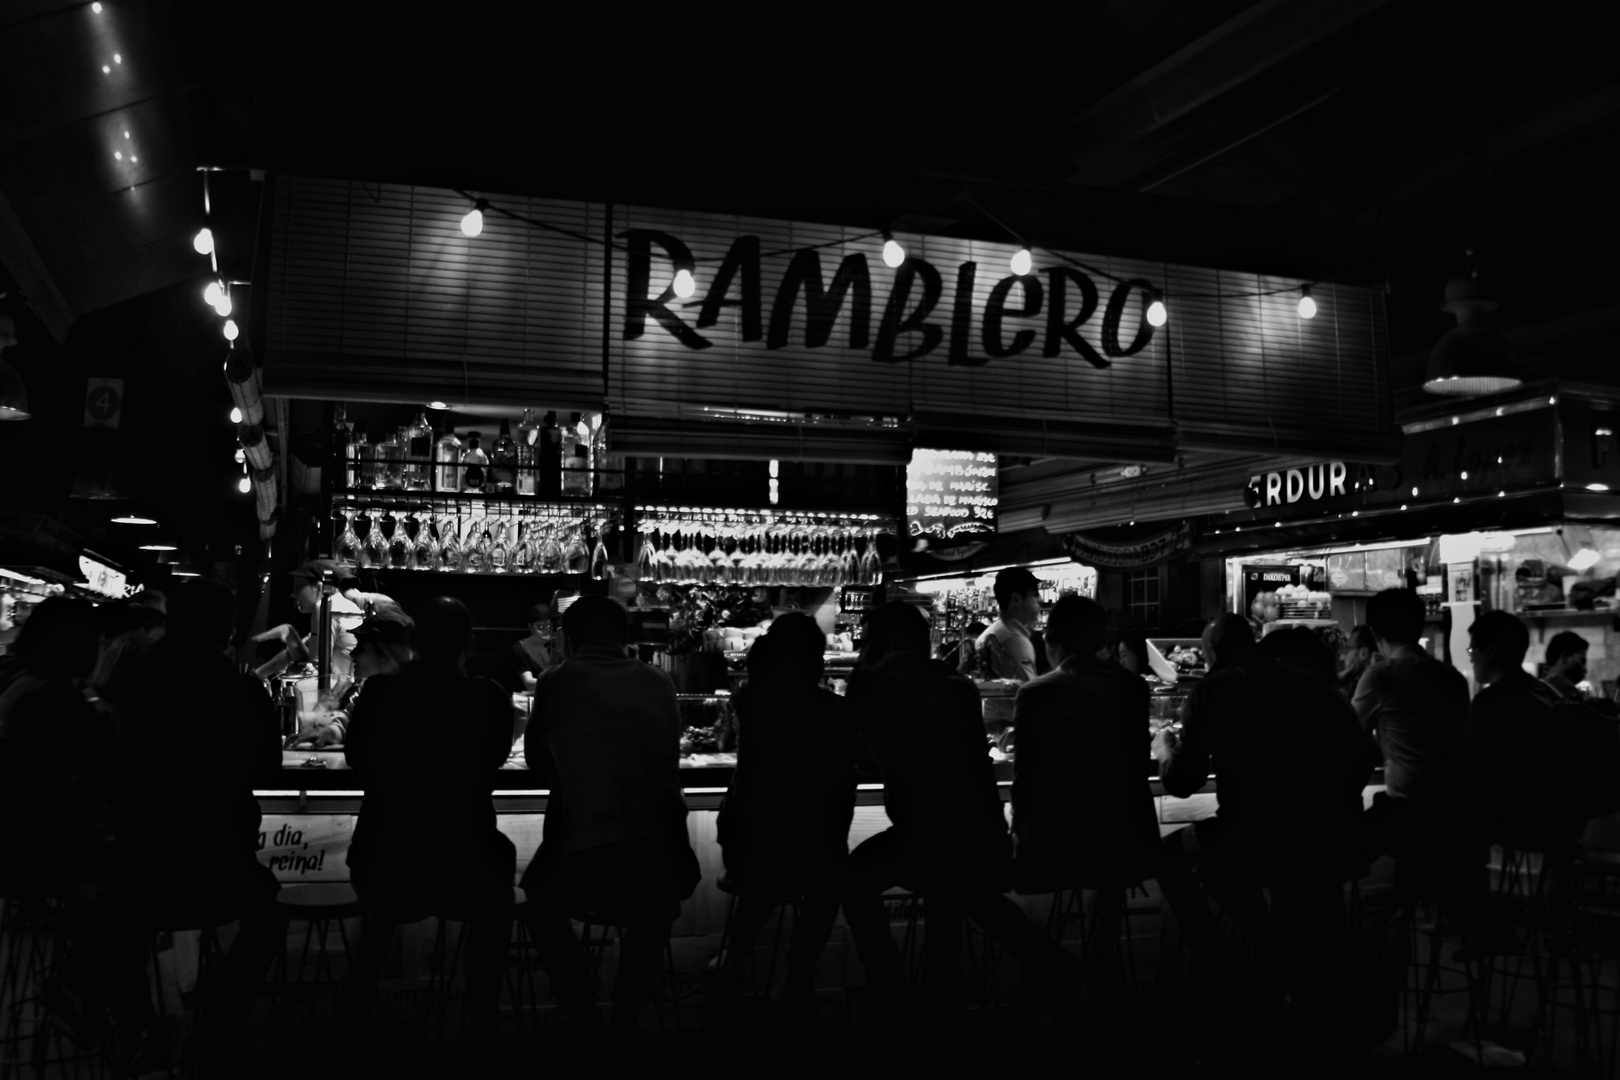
<box><xmin>253</xmin><ymin>559</ymin><xmax>395</xmax><ymax>687</ymax></box>
<box><xmin>512</xmin><ymin>601</ymin><xmax>556</xmax><ymax>692</ymax></box>
<box><xmin>294</xmin><ymin>608</ymin><xmax>414</xmax><ymax>748</ymax></box>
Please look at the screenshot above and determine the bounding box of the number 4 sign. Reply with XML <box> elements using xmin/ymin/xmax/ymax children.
<box><xmin>84</xmin><ymin>377</ymin><xmax>124</xmax><ymax>429</ymax></box>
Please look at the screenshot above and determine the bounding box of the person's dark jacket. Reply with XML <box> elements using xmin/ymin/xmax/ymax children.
<box><xmin>719</xmin><ymin>677</ymin><xmax>860</xmax><ymax>888</ymax></box>
<box><xmin>1162</xmin><ymin>654</ymin><xmax>1369</xmax><ymax>866</ymax></box>
<box><xmin>1011</xmin><ymin>654</ymin><xmax>1158</xmax><ymax>891</ymax></box>
<box><xmin>1471</xmin><ymin>669</ymin><xmax>1560</xmax><ymax>744</ymax></box>
<box><xmin>522</xmin><ymin>643</ymin><xmax>697</xmax><ymax>902</ymax></box>
<box><xmin>0</xmin><ymin>665</ymin><xmax>116</xmax><ymax>893</ymax></box>
<box><xmin>345</xmin><ymin>663</ymin><xmax>516</xmax><ymax>899</ymax></box>
<box><xmin>846</xmin><ymin>650</ymin><xmax>1010</xmax><ymax>907</ymax></box>
<box><xmin>118</xmin><ymin>637</ymin><xmax>281</xmax><ymax>904</ymax></box>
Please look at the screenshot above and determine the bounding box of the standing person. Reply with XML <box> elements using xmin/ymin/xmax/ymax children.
<box><xmin>842</xmin><ymin>602</ymin><xmax>1084</xmax><ymax>1008</ymax></box>
<box><xmin>522</xmin><ymin>596</ymin><xmax>699</xmax><ymax>1030</ymax></box>
<box><xmin>1542</xmin><ymin>630</ymin><xmax>1590</xmax><ymax>702</ymax></box>
<box><xmin>252</xmin><ymin>560</ymin><xmax>394</xmax><ymax>686</ymax></box>
<box><xmin>1011</xmin><ymin>596</ymin><xmax>1159</xmax><ymax>984</ymax></box>
<box><xmin>1105</xmin><ymin>614</ymin><xmax>1151</xmax><ymax>679</ymax></box>
<box><xmin>512</xmin><ymin>601</ymin><xmax>556</xmax><ymax>692</ymax></box>
<box><xmin>1336</xmin><ymin>625</ymin><xmax>1378</xmax><ymax>699</ymax></box>
<box><xmin>1351</xmin><ymin>589</ymin><xmax>1472</xmax><ymax>831</ymax></box>
<box><xmin>297</xmin><ymin>607</ymin><xmax>414</xmax><ymax>748</ymax></box>
<box><xmin>712</xmin><ymin>613</ymin><xmax>860</xmax><ymax>1008</ymax></box>
<box><xmin>341</xmin><ymin>597</ymin><xmax>514</xmax><ymax>1036</ymax></box>
<box><xmin>974</xmin><ymin>567</ymin><xmax>1042</xmax><ymax>683</ymax></box>
<box><xmin>114</xmin><ymin>580</ymin><xmax>284</xmax><ymax>1070</ymax></box>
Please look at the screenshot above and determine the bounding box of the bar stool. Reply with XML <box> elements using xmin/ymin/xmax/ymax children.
<box><xmin>269</xmin><ymin>883</ymin><xmax>361</xmax><ymax>1019</ymax></box>
<box><xmin>573</xmin><ymin>910</ymin><xmax>686</xmax><ymax>1030</ymax></box>
<box><xmin>1</xmin><ymin>884</ymin><xmax>97</xmax><ymax>1080</ymax></box>
<box><xmin>712</xmin><ymin>876</ymin><xmax>807</xmax><ymax>1000</ymax></box>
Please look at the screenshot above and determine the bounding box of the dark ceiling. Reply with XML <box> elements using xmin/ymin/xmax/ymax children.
<box><xmin>2</xmin><ymin>0</ymin><xmax>1618</xmax><ymax>575</ymax></box>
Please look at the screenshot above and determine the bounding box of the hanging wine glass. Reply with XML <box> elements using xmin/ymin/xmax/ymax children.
<box><xmin>860</xmin><ymin>526</ymin><xmax>883</xmax><ymax>586</ymax></box>
<box><xmin>511</xmin><ymin>514</ymin><xmax>535</xmax><ymax>573</ymax></box>
<box><xmin>636</xmin><ymin>522</ymin><xmax>658</xmax><ymax>582</ymax></box>
<box><xmin>489</xmin><ymin>515</ymin><xmax>511</xmax><ymax>573</ymax></box>
<box><xmin>362</xmin><ymin>508</ymin><xmax>388</xmax><ymax>569</ymax></box>
<box><xmin>708</xmin><ymin>525</ymin><xmax>730</xmax><ymax>586</ymax></box>
<box><xmin>335</xmin><ymin>506</ymin><xmax>362</xmax><ymax>569</ymax></box>
<box><xmin>682</xmin><ymin>527</ymin><xmax>708</xmax><ymax>585</ymax></box>
<box><xmin>656</xmin><ymin>524</ymin><xmax>679</xmax><ymax>584</ymax></box>
<box><xmin>385</xmin><ymin>508</ymin><xmax>410</xmax><ymax>569</ymax></box>
<box><xmin>437</xmin><ymin>511</ymin><xmax>463</xmax><ymax>572</ymax></box>
<box><xmin>838</xmin><ymin>527</ymin><xmax>859</xmax><ymax>587</ymax></box>
<box><xmin>816</xmin><ymin>525</ymin><xmax>841</xmax><ymax>587</ymax></box>
<box><xmin>564</xmin><ymin>517</ymin><xmax>590</xmax><ymax>575</ymax></box>
<box><xmin>411</xmin><ymin>509</ymin><xmax>440</xmax><ymax>571</ymax></box>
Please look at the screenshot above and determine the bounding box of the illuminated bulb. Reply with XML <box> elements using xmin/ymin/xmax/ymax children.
<box><xmin>129</xmin><ymin>156</ymin><xmax>136</xmax><ymax>163</ymax></box>
<box><xmin>1460</xmin><ymin>470</ymin><xmax>1468</xmax><ymax>480</ymax></box>
<box><xmin>460</xmin><ymin>206</ymin><xmax>483</xmax><ymax>237</ymax></box>
<box><xmin>193</xmin><ymin>227</ymin><xmax>214</xmax><ymax>255</ymax></box>
<box><xmin>222</xmin><ymin>319</ymin><xmax>239</xmax><ymax>341</ymax></box>
<box><xmin>1411</xmin><ymin>486</ymin><xmax>1419</xmax><ymax>497</ymax></box>
<box><xmin>213</xmin><ymin>292</ymin><xmax>232</xmax><ymax>317</ymax></box>
<box><xmin>113</xmin><ymin>151</ymin><xmax>122</xmax><ymax>160</ymax></box>
<box><xmin>427</xmin><ymin>400</ymin><xmax>448</xmax><ymax>410</ymax></box>
<box><xmin>672</xmin><ymin>269</ymin><xmax>696</xmax><ymax>298</ymax></box>
<box><xmin>234</xmin><ymin>447</ymin><xmax>245</xmax><ymax>464</ymax></box>
<box><xmin>124</xmin><ymin>131</ymin><xmax>129</xmax><ymax>139</ymax></box>
<box><xmin>1146</xmin><ymin>298</ymin><xmax>1168</xmax><ymax>327</ymax></box>
<box><xmin>1298</xmin><ymin>287</ymin><xmax>1316</xmax><ymax>319</ymax></box>
<box><xmin>92</xmin><ymin>2</ymin><xmax>102</xmax><ymax>10</ymax></box>
<box><xmin>1010</xmin><ymin>248</ymin><xmax>1033</xmax><ymax>276</ymax></box>
<box><xmin>113</xmin><ymin>53</ymin><xmax>121</xmax><ymax>63</ymax></box>
<box><xmin>229</xmin><ymin>406</ymin><xmax>243</xmax><ymax>424</ymax></box>
<box><xmin>238</xmin><ymin>476</ymin><xmax>251</xmax><ymax>494</ymax></box>
<box><xmin>102</xmin><ymin>65</ymin><xmax>110</xmax><ymax>73</ymax></box>
<box><xmin>203</xmin><ymin>281</ymin><xmax>222</xmax><ymax>306</ymax></box>
<box><xmin>882</xmin><ymin>238</ymin><xmax>905</xmax><ymax>268</ymax></box>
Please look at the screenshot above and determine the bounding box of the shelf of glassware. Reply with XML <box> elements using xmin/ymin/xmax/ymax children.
<box><xmin>330</xmin><ymin>486</ymin><xmax>618</xmax><ymax>508</ymax></box>
<box><xmin>329</xmin><ymin>497</ymin><xmax>620</xmax><ymax>578</ymax></box>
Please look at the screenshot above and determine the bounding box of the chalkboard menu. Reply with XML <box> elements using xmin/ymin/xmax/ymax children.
<box><xmin>906</xmin><ymin>449</ymin><xmax>998</xmax><ymax>543</ymax></box>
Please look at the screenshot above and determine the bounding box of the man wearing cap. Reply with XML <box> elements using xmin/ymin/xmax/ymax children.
<box><xmin>513</xmin><ymin>601</ymin><xmax>556</xmax><ymax>692</ymax></box>
<box><xmin>252</xmin><ymin>560</ymin><xmax>394</xmax><ymax>686</ymax></box>
<box><xmin>296</xmin><ymin>607</ymin><xmax>415</xmax><ymax>748</ymax></box>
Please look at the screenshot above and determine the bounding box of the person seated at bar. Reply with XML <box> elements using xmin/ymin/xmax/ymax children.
<box><xmin>513</xmin><ymin>600</ymin><xmax>556</xmax><ymax>692</ymax></box>
<box><xmin>1012</xmin><ymin>596</ymin><xmax>1159</xmax><ymax>984</ymax></box>
<box><xmin>843</xmin><ymin>601</ymin><xmax>1084</xmax><ymax>1009</ymax></box>
<box><xmin>341</xmin><ymin>597</ymin><xmax>515</xmax><ymax>1036</ymax></box>
<box><xmin>1351</xmin><ymin>589</ymin><xmax>1471</xmax><ymax>860</ymax></box>
<box><xmin>113</xmin><ymin>580</ymin><xmax>284</xmax><ymax>1069</ymax></box>
<box><xmin>294</xmin><ymin>607</ymin><xmax>415</xmax><ymax>749</ymax></box>
<box><xmin>88</xmin><ymin>600</ymin><xmax>155</xmax><ymax>730</ymax></box>
<box><xmin>0</xmin><ymin>597</ymin><xmax>116</xmax><ymax>1040</ymax></box>
<box><xmin>1469</xmin><ymin>611</ymin><xmax>1560</xmax><ymax>743</ymax></box>
<box><xmin>522</xmin><ymin>596</ymin><xmax>699</xmax><ymax>1030</ymax></box>
<box><xmin>1105</xmin><ymin>613</ymin><xmax>1150</xmax><ymax>679</ymax></box>
<box><xmin>1336</xmin><ymin>624</ymin><xmax>1378</xmax><ymax>699</ymax></box>
<box><xmin>712</xmin><ymin>612</ymin><xmax>860</xmax><ymax>1008</ymax></box>
<box><xmin>1154</xmin><ymin>615</ymin><xmax>1365</xmax><ymax>1022</ymax></box>
<box><xmin>1542</xmin><ymin>629</ymin><xmax>1591</xmax><ymax>703</ymax></box>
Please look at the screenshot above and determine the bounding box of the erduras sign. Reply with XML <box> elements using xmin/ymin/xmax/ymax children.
<box><xmin>619</xmin><ymin>230</ymin><xmax>1157</xmax><ymax>368</ymax></box>
<box><xmin>907</xmin><ymin>449</ymin><xmax>998</xmax><ymax>540</ymax></box>
<box><xmin>1246</xmin><ymin>462</ymin><xmax>1350</xmax><ymax>508</ymax></box>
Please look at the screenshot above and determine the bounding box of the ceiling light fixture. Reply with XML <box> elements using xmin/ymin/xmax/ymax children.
<box><xmin>1009</xmin><ymin>248</ymin><xmax>1033</xmax><ymax>276</ymax></box>
<box><xmin>1298</xmin><ymin>286</ymin><xmax>1317</xmax><ymax>319</ymax></box>
<box><xmin>213</xmin><ymin>290</ymin><xmax>232</xmax><ymax>317</ymax></box>
<box><xmin>881</xmin><ymin>232</ymin><xmax>905</xmax><ymax>269</ymax></box>
<box><xmin>672</xmin><ymin>269</ymin><xmax>696</xmax><ymax>299</ymax></box>
<box><xmin>461</xmin><ymin>199</ymin><xmax>487</xmax><ymax>238</ymax></box>
<box><xmin>229</xmin><ymin>406</ymin><xmax>243</xmax><ymax>424</ymax></box>
<box><xmin>1424</xmin><ymin>251</ymin><xmax>1520</xmax><ymax>396</ymax></box>
<box><xmin>222</xmin><ymin>319</ymin><xmax>239</xmax><ymax>341</ymax></box>
<box><xmin>237</xmin><ymin>476</ymin><xmax>251</xmax><ymax>494</ymax></box>
<box><xmin>1145</xmin><ymin>295</ymin><xmax>1168</xmax><ymax>327</ymax></box>
<box><xmin>203</xmin><ymin>280</ymin><xmax>222</xmax><ymax>307</ymax></box>
<box><xmin>110</xmin><ymin>513</ymin><xmax>158</xmax><ymax>526</ymax></box>
<box><xmin>193</xmin><ymin>227</ymin><xmax>214</xmax><ymax>255</ymax></box>
<box><xmin>138</xmin><ymin>541</ymin><xmax>177</xmax><ymax>552</ymax></box>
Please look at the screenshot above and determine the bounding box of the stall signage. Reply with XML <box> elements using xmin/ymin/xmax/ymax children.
<box><xmin>906</xmin><ymin>449</ymin><xmax>998</xmax><ymax>541</ymax></box>
<box><xmin>1060</xmin><ymin>521</ymin><xmax>1193</xmax><ymax>571</ymax></box>
<box><xmin>1245</xmin><ymin>462</ymin><xmax>1349</xmax><ymax>508</ymax></box>
<box><xmin>77</xmin><ymin>554</ymin><xmax>126</xmax><ymax>598</ymax></box>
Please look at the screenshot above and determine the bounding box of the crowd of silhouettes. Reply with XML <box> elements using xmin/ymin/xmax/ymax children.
<box><xmin>6</xmin><ymin>579</ymin><xmax>1620</xmax><ymax>1071</ymax></box>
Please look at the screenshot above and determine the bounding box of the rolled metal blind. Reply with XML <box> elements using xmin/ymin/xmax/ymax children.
<box><xmin>263</xmin><ymin>176</ymin><xmax>606</xmax><ymax>410</ymax></box>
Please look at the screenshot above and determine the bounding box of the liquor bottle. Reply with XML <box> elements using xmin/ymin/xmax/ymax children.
<box><xmin>489</xmin><ymin>520</ymin><xmax>510</xmax><ymax>573</ymax></box>
<box><xmin>539</xmin><ymin>411</ymin><xmax>561</xmax><ymax>497</ymax></box>
<box><xmin>346</xmin><ymin>419</ymin><xmax>370</xmax><ymax>490</ymax></box>
<box><xmin>461</xmin><ymin>432</ymin><xmax>489</xmax><ymax>492</ymax></box>
<box><xmin>401</xmin><ymin>411</ymin><xmax>433</xmax><ymax>490</ymax></box>
<box><xmin>562</xmin><ymin>412</ymin><xmax>590</xmax><ymax>495</ymax></box>
<box><xmin>434</xmin><ymin>428</ymin><xmax>463</xmax><ymax>492</ymax></box>
<box><xmin>373</xmin><ymin>433</ymin><xmax>403</xmax><ymax>489</ymax></box>
<box><xmin>490</xmin><ymin>419</ymin><xmax>518</xmax><ymax>493</ymax></box>
<box><xmin>335</xmin><ymin>511</ymin><xmax>362</xmax><ymax>569</ymax></box>
<box><xmin>515</xmin><ymin>409</ymin><xmax>539</xmax><ymax>495</ymax></box>
<box><xmin>362</xmin><ymin>514</ymin><xmax>388</xmax><ymax>569</ymax></box>
<box><xmin>597</xmin><ymin>413</ymin><xmax>623</xmax><ymax>492</ymax></box>
<box><xmin>332</xmin><ymin>403</ymin><xmax>351</xmax><ymax>468</ymax></box>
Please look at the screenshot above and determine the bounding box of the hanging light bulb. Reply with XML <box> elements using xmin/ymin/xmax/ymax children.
<box><xmin>1298</xmin><ymin>286</ymin><xmax>1317</xmax><ymax>320</ymax></box>
<box><xmin>234</xmin><ymin>447</ymin><xmax>245</xmax><ymax>464</ymax></box>
<box><xmin>238</xmin><ymin>476</ymin><xmax>252</xmax><ymax>494</ymax></box>
<box><xmin>229</xmin><ymin>406</ymin><xmax>243</xmax><ymax>424</ymax></box>
<box><xmin>203</xmin><ymin>280</ymin><xmax>222</xmax><ymax>307</ymax></box>
<box><xmin>1146</xmin><ymin>295</ymin><xmax>1168</xmax><ymax>327</ymax></box>
<box><xmin>881</xmin><ymin>234</ymin><xmax>905</xmax><ymax>269</ymax></box>
<box><xmin>1010</xmin><ymin>248</ymin><xmax>1033</xmax><ymax>276</ymax></box>
<box><xmin>460</xmin><ymin>198</ymin><xmax>488</xmax><ymax>238</ymax></box>
<box><xmin>213</xmin><ymin>290</ymin><xmax>232</xmax><ymax>318</ymax></box>
<box><xmin>193</xmin><ymin>227</ymin><xmax>214</xmax><ymax>255</ymax></box>
<box><xmin>222</xmin><ymin>319</ymin><xmax>239</xmax><ymax>341</ymax></box>
<box><xmin>672</xmin><ymin>269</ymin><xmax>696</xmax><ymax>298</ymax></box>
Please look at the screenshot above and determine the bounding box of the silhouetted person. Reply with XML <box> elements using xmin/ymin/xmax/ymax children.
<box><xmin>1105</xmin><ymin>612</ymin><xmax>1150</xmax><ymax>678</ymax></box>
<box><xmin>341</xmin><ymin>596</ymin><xmax>514</xmax><ymax>1035</ymax></box>
<box><xmin>1012</xmin><ymin>596</ymin><xmax>1159</xmax><ymax>985</ymax></box>
<box><xmin>0</xmin><ymin>597</ymin><xmax>115</xmax><ymax>1037</ymax></box>
<box><xmin>114</xmin><ymin>579</ymin><xmax>283</xmax><ymax>1069</ymax></box>
<box><xmin>1155</xmin><ymin>615</ymin><xmax>1363</xmax><ymax>1023</ymax></box>
<box><xmin>299</xmin><ymin>606</ymin><xmax>414</xmax><ymax>748</ymax></box>
<box><xmin>1469</xmin><ymin>610</ymin><xmax>1559</xmax><ymax>743</ymax></box>
<box><xmin>522</xmin><ymin>596</ymin><xmax>699</xmax><ymax>1030</ymax></box>
<box><xmin>713</xmin><ymin>612</ymin><xmax>859</xmax><ymax>1007</ymax></box>
<box><xmin>1352</xmin><ymin>589</ymin><xmax>1470</xmax><ymax>862</ymax></box>
<box><xmin>1542</xmin><ymin>629</ymin><xmax>1590</xmax><ymax>702</ymax></box>
<box><xmin>843</xmin><ymin>601</ymin><xmax>1083</xmax><ymax>1007</ymax></box>
<box><xmin>1336</xmin><ymin>624</ymin><xmax>1377</xmax><ymax>699</ymax></box>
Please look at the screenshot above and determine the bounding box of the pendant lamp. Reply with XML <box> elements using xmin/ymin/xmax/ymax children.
<box><xmin>1423</xmin><ymin>274</ymin><xmax>1520</xmax><ymax>396</ymax></box>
